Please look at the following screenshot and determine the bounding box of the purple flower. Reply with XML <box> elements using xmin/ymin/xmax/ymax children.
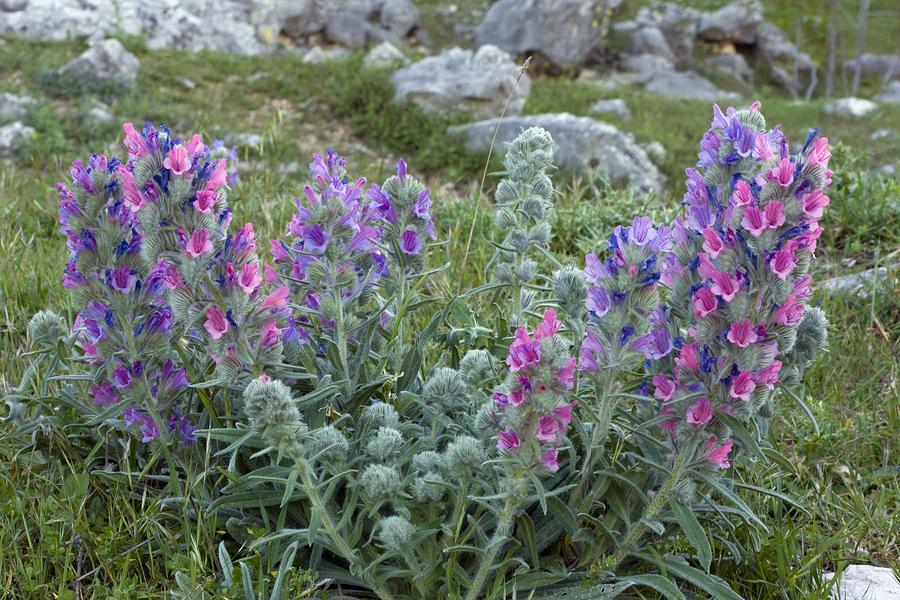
<box><xmin>497</xmin><ymin>428</ymin><xmax>520</xmax><ymax>451</ymax></box>
<box><xmin>629</xmin><ymin>328</ymin><xmax>674</xmax><ymax>360</ymax></box>
<box><xmin>92</xmin><ymin>381</ymin><xmax>118</xmax><ymax>407</ymax></box>
<box><xmin>302</xmin><ymin>224</ymin><xmax>330</xmax><ymax>253</ymax></box>
<box><xmin>412</xmin><ymin>189</ymin><xmax>432</xmax><ymax>219</ymax></box>
<box><xmin>586</xmin><ymin>285</ymin><xmax>611</xmax><ymax>317</ymax></box>
<box><xmin>400</xmin><ymin>229</ymin><xmax>423</xmax><ymax>255</ymax></box>
<box><xmin>107</xmin><ymin>268</ymin><xmax>137</xmax><ymax>294</ymax></box>
<box><xmin>111</xmin><ymin>364</ymin><xmax>133</xmax><ymax>388</ymax></box>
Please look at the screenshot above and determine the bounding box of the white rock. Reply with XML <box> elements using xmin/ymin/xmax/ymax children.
<box><xmin>823</xmin><ymin>97</ymin><xmax>879</xmax><ymax>118</ymax></box>
<box><xmin>0</xmin><ymin>92</ymin><xmax>35</xmax><ymax>122</ymax></box>
<box><xmin>870</xmin><ymin>129</ymin><xmax>893</xmax><ymax>141</ymax></box>
<box><xmin>589</xmin><ymin>98</ymin><xmax>630</xmax><ymax>119</ymax></box>
<box><xmin>363</xmin><ymin>41</ymin><xmax>409</xmax><ymax>68</ymax></box>
<box><xmin>875</xmin><ymin>81</ymin><xmax>900</xmax><ymax>104</ymax></box>
<box><xmin>302</xmin><ymin>46</ymin><xmax>349</xmax><ymax>65</ymax></box>
<box><xmin>448</xmin><ymin>113</ymin><xmax>664</xmax><ymax>193</ymax></box>
<box><xmin>825</xmin><ymin>564</ymin><xmax>900</xmax><ymax>600</ymax></box>
<box><xmin>818</xmin><ymin>267</ymin><xmax>893</xmax><ymax>296</ymax></box>
<box><xmin>0</xmin><ymin>121</ymin><xmax>35</xmax><ymax>156</ymax></box>
<box><xmin>55</xmin><ymin>39</ymin><xmax>140</xmax><ymax>87</ymax></box>
<box><xmin>87</xmin><ymin>102</ymin><xmax>113</xmax><ymax>124</ymax></box>
<box><xmin>392</xmin><ymin>45</ymin><xmax>530</xmax><ymax>118</ymax></box>
<box><xmin>643</xmin><ymin>141</ymin><xmax>667</xmax><ymax>164</ymax></box>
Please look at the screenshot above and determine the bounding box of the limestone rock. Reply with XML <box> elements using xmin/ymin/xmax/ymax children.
<box><xmin>824</xmin><ymin>564</ymin><xmax>900</xmax><ymax>599</ymax></box>
<box><xmin>55</xmin><ymin>39</ymin><xmax>140</xmax><ymax>88</ymax></box>
<box><xmin>823</xmin><ymin>98</ymin><xmax>879</xmax><ymax>118</ymax></box>
<box><xmin>0</xmin><ymin>92</ymin><xmax>36</xmax><ymax>123</ymax></box>
<box><xmin>875</xmin><ymin>81</ymin><xmax>900</xmax><ymax>104</ymax></box>
<box><xmin>0</xmin><ymin>121</ymin><xmax>35</xmax><ymax>156</ymax></box>
<box><xmin>392</xmin><ymin>45</ymin><xmax>530</xmax><ymax>118</ymax></box>
<box><xmin>363</xmin><ymin>41</ymin><xmax>409</xmax><ymax>68</ymax></box>
<box><xmin>696</xmin><ymin>0</ymin><xmax>762</xmax><ymax>45</ymax></box>
<box><xmin>448</xmin><ymin>113</ymin><xmax>664</xmax><ymax>192</ymax></box>
<box><xmin>589</xmin><ymin>98</ymin><xmax>630</xmax><ymax>119</ymax></box>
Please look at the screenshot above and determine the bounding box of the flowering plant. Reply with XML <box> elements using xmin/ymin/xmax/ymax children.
<box><xmin>11</xmin><ymin>102</ymin><xmax>830</xmax><ymax>599</ymax></box>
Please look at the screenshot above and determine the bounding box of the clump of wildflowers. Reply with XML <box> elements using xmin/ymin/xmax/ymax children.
<box><xmin>492</xmin><ymin>309</ymin><xmax>576</xmax><ymax>474</ymax></box>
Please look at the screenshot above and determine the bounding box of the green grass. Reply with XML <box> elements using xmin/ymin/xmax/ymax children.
<box><xmin>1</xmin><ymin>30</ymin><xmax>898</xmax><ymax>599</ymax></box>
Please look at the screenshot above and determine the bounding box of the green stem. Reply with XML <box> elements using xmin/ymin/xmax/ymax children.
<box><xmin>464</xmin><ymin>478</ymin><xmax>523</xmax><ymax>600</ymax></box>
<box><xmin>570</xmin><ymin>378</ymin><xmax>615</xmax><ymax>509</ymax></box>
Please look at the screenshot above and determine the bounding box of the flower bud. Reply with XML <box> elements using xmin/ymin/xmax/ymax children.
<box><xmin>376</xmin><ymin>515</ymin><xmax>416</xmax><ymax>553</ymax></box>
<box><xmin>306</xmin><ymin>425</ymin><xmax>349</xmax><ymax>465</ymax></box>
<box><xmin>366</xmin><ymin>426</ymin><xmax>405</xmax><ymax>461</ymax></box>
<box><xmin>28</xmin><ymin>310</ymin><xmax>68</xmax><ymax>347</ymax></box>
<box><xmin>443</xmin><ymin>435</ymin><xmax>486</xmax><ymax>478</ymax></box>
<box><xmin>360</xmin><ymin>464</ymin><xmax>403</xmax><ymax>501</ymax></box>
<box><xmin>363</xmin><ymin>402</ymin><xmax>400</xmax><ymax>429</ymax></box>
<box><xmin>423</xmin><ymin>368</ymin><xmax>469</xmax><ymax>412</ymax></box>
<box><xmin>458</xmin><ymin>349</ymin><xmax>496</xmax><ymax>386</ymax></box>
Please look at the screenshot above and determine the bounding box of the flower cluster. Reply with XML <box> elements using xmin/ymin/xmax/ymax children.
<box><xmin>58</xmin><ymin>151</ymin><xmax>193</xmax><ymax>442</ymax></box>
<box><xmin>492</xmin><ymin>310</ymin><xmax>576</xmax><ymax>473</ymax></box>
<box><xmin>124</xmin><ymin>122</ymin><xmax>285</xmax><ymax>385</ymax></box>
<box><xmin>580</xmin><ymin>216</ymin><xmax>673</xmax><ymax>377</ymax></box>
<box><xmin>650</xmin><ymin>101</ymin><xmax>831</xmax><ymax>468</ymax></box>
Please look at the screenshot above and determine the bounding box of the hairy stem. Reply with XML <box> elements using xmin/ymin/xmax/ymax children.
<box><xmin>464</xmin><ymin>478</ymin><xmax>523</xmax><ymax>600</ymax></box>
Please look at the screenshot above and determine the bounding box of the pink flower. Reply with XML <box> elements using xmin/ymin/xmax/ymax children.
<box><xmin>270</xmin><ymin>239</ymin><xmax>290</xmax><ymax>263</ymax></box>
<box><xmin>183</xmin><ymin>133</ymin><xmax>206</xmax><ymax>156</ymax></box>
<box><xmin>506</xmin><ymin>327</ymin><xmax>541</xmax><ymax>372</ymax></box>
<box><xmin>260</xmin><ymin>320</ymin><xmax>283</xmax><ymax>347</ymax></box>
<box><xmin>767</xmin><ymin>157</ymin><xmax>794</xmax><ymax>187</ymax></box>
<box><xmin>541</xmin><ymin>448</ymin><xmax>560</xmax><ymax>472</ymax></box>
<box><xmin>769</xmin><ymin>247</ymin><xmax>797</xmax><ymax>280</ymax></box>
<box><xmin>755</xmin><ymin>360</ymin><xmax>782</xmax><ymax>389</ymax></box>
<box><xmin>579</xmin><ymin>328</ymin><xmax>603</xmax><ymax>372</ymax></box>
<box><xmin>692</xmin><ymin>287</ymin><xmax>718</xmax><ymax>317</ymax></box>
<box><xmin>774</xmin><ymin>294</ymin><xmax>805</xmax><ymax>326</ymax></box>
<box><xmin>536</xmin><ymin>415</ymin><xmax>560</xmax><ymax>442</ymax></box>
<box><xmin>163</xmin><ymin>145</ymin><xmax>192</xmax><ymax>175</ymax></box>
<box><xmin>185</xmin><ymin>228</ymin><xmax>213</xmax><ymax>258</ymax></box>
<box><xmin>207</xmin><ymin>159</ymin><xmax>227</xmax><ymax>190</ymax></box>
<box><xmin>710</xmin><ymin>270</ymin><xmax>740</xmax><ymax>302</ymax></box>
<box><xmin>731</xmin><ymin>179</ymin><xmax>753</xmax><ymax>206</ymax></box>
<box><xmin>763</xmin><ymin>201</ymin><xmax>785</xmax><ymax>228</ymax></box>
<box><xmin>554</xmin><ymin>402</ymin><xmax>575</xmax><ymax>428</ymax></box>
<box><xmin>806</xmin><ymin>137</ymin><xmax>830</xmax><ymax>168</ymax></box>
<box><xmin>702</xmin><ymin>228</ymin><xmax>725</xmax><ymax>259</ymax></box>
<box><xmin>675</xmin><ymin>343</ymin><xmax>699</xmax><ymax>373</ymax></box>
<box><xmin>704</xmin><ymin>437</ymin><xmax>733</xmax><ymax>468</ymax></box>
<box><xmin>237</xmin><ymin>263</ymin><xmax>262</xmax><ymax>294</ymax></box>
<box><xmin>659</xmin><ymin>404</ymin><xmax>677</xmax><ymax>435</ymax></box>
<box><xmin>261</xmin><ymin>284</ymin><xmax>290</xmax><ymax>311</ymax></box>
<box><xmin>754</xmin><ymin>135</ymin><xmax>774</xmax><ymax>161</ymax></box>
<box><xmin>686</xmin><ymin>397</ymin><xmax>713</xmax><ymax>425</ymax></box>
<box><xmin>122</xmin><ymin>122</ymin><xmax>149</xmax><ymax>159</ymax></box>
<box><xmin>204</xmin><ymin>306</ymin><xmax>229</xmax><ymax>340</ymax></box>
<box><xmin>557</xmin><ymin>357</ymin><xmax>576</xmax><ymax>389</ymax></box>
<box><xmin>193</xmin><ymin>190</ymin><xmax>217</xmax><ymax>214</ymax></box>
<box><xmin>497</xmin><ymin>428</ymin><xmax>520</xmax><ymax>451</ymax></box>
<box><xmin>741</xmin><ymin>205</ymin><xmax>768</xmax><ymax>237</ymax></box>
<box><xmin>793</xmin><ymin>274</ymin><xmax>813</xmax><ymax>300</ymax></box>
<box><xmin>730</xmin><ymin>370</ymin><xmax>756</xmax><ymax>401</ymax></box>
<box><xmin>802</xmin><ymin>189</ymin><xmax>829</xmax><ymax>220</ymax></box>
<box><xmin>653</xmin><ymin>374</ymin><xmax>676</xmax><ymax>401</ymax></box>
<box><xmin>697</xmin><ymin>253</ymin><xmax>718</xmax><ymax>279</ymax></box>
<box><xmin>727</xmin><ymin>319</ymin><xmax>758</xmax><ymax>348</ymax></box>
<box><xmin>535</xmin><ymin>309</ymin><xmax>562</xmax><ymax>339</ymax></box>
<box><xmin>118</xmin><ymin>165</ymin><xmax>146</xmax><ymax>212</ymax></box>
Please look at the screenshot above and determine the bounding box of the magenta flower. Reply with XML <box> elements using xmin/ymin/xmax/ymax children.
<box><xmin>802</xmin><ymin>189</ymin><xmax>829</xmax><ymax>220</ymax></box>
<box><xmin>118</xmin><ymin>165</ymin><xmax>146</xmax><ymax>212</ymax></box>
<box><xmin>163</xmin><ymin>145</ymin><xmax>192</xmax><ymax>175</ymax></box>
<box><xmin>400</xmin><ymin>229</ymin><xmax>423</xmax><ymax>255</ymax></box>
<box><xmin>107</xmin><ymin>267</ymin><xmax>137</xmax><ymax>294</ymax></box>
<box><xmin>755</xmin><ymin>360</ymin><xmax>782</xmax><ymax>389</ymax></box>
<box><xmin>692</xmin><ymin>287</ymin><xmax>718</xmax><ymax>318</ymax></box>
<box><xmin>741</xmin><ymin>205</ymin><xmax>768</xmax><ymax>237</ymax></box>
<box><xmin>540</xmin><ymin>448</ymin><xmax>560</xmax><ymax>472</ymax></box>
<box><xmin>726</xmin><ymin>319</ymin><xmax>758</xmax><ymax>348</ymax></box>
<box><xmin>701</xmin><ymin>228</ymin><xmax>725</xmax><ymax>259</ymax></box>
<box><xmin>497</xmin><ymin>428</ymin><xmax>520</xmax><ymax>451</ymax></box>
<box><xmin>261</xmin><ymin>285</ymin><xmax>290</xmax><ymax>311</ymax></box>
<box><xmin>536</xmin><ymin>415</ymin><xmax>559</xmax><ymax>442</ymax></box>
<box><xmin>763</xmin><ymin>201</ymin><xmax>785</xmax><ymax>229</ymax></box>
<box><xmin>506</xmin><ymin>327</ymin><xmax>541</xmax><ymax>372</ymax></box>
<box><xmin>185</xmin><ymin>228</ymin><xmax>213</xmax><ymax>258</ymax></box>
<box><xmin>554</xmin><ymin>402</ymin><xmax>575</xmax><ymax>428</ymax></box>
<box><xmin>193</xmin><ymin>190</ymin><xmax>217</xmax><ymax>214</ymax></box>
<box><xmin>704</xmin><ymin>437</ymin><xmax>733</xmax><ymax>468</ymax></box>
<box><xmin>731</xmin><ymin>179</ymin><xmax>753</xmax><ymax>206</ymax></box>
<box><xmin>557</xmin><ymin>357</ymin><xmax>576</xmax><ymax>389</ymax></box>
<box><xmin>260</xmin><ymin>319</ymin><xmax>283</xmax><ymax>347</ymax></box>
<box><xmin>806</xmin><ymin>137</ymin><xmax>831</xmax><ymax>168</ymax></box>
<box><xmin>710</xmin><ymin>271</ymin><xmax>740</xmax><ymax>302</ymax></box>
<box><xmin>204</xmin><ymin>306</ymin><xmax>229</xmax><ymax>340</ymax></box>
<box><xmin>535</xmin><ymin>309</ymin><xmax>562</xmax><ymax>339</ymax></box>
<box><xmin>769</xmin><ymin>247</ymin><xmax>797</xmax><ymax>280</ymax></box>
<box><xmin>686</xmin><ymin>397</ymin><xmax>713</xmax><ymax>425</ymax></box>
<box><xmin>767</xmin><ymin>157</ymin><xmax>794</xmax><ymax>187</ymax></box>
<box><xmin>675</xmin><ymin>343</ymin><xmax>699</xmax><ymax>374</ymax></box>
<box><xmin>774</xmin><ymin>295</ymin><xmax>805</xmax><ymax>326</ymax></box>
<box><xmin>237</xmin><ymin>263</ymin><xmax>262</xmax><ymax>294</ymax></box>
<box><xmin>659</xmin><ymin>404</ymin><xmax>678</xmax><ymax>436</ymax></box>
<box><xmin>92</xmin><ymin>381</ymin><xmax>118</xmax><ymax>406</ymax></box>
<box><xmin>729</xmin><ymin>370</ymin><xmax>756</xmax><ymax>401</ymax></box>
<box><xmin>653</xmin><ymin>374</ymin><xmax>675</xmax><ymax>401</ymax></box>
<box><xmin>122</xmin><ymin>122</ymin><xmax>150</xmax><ymax>159</ymax></box>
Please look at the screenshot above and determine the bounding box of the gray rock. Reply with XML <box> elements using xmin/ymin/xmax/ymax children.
<box><xmin>620</xmin><ymin>52</ymin><xmax>674</xmax><ymax>81</ymax></box>
<box><xmin>875</xmin><ymin>81</ymin><xmax>900</xmax><ymax>104</ymax></box>
<box><xmin>696</xmin><ymin>0</ymin><xmax>762</xmax><ymax>45</ymax></box>
<box><xmin>1</xmin><ymin>0</ymin><xmax>28</xmax><ymax>11</ymax></box>
<box><xmin>0</xmin><ymin>0</ymin><xmax>267</xmax><ymax>55</ymax></box>
<box><xmin>844</xmin><ymin>54</ymin><xmax>900</xmax><ymax>81</ymax></box>
<box><xmin>0</xmin><ymin>121</ymin><xmax>35</xmax><ymax>156</ymax></box>
<box><xmin>824</xmin><ymin>564</ymin><xmax>900</xmax><ymax>599</ymax></box>
<box><xmin>818</xmin><ymin>267</ymin><xmax>893</xmax><ymax>296</ymax></box>
<box><xmin>325</xmin><ymin>7</ymin><xmax>372</xmax><ymax>49</ymax></box>
<box><xmin>228</xmin><ymin>132</ymin><xmax>262</xmax><ymax>147</ymax></box>
<box><xmin>392</xmin><ymin>45</ymin><xmax>530</xmax><ymax>118</ymax></box>
<box><xmin>379</xmin><ymin>0</ymin><xmax>420</xmax><ymax>38</ymax></box>
<box><xmin>870</xmin><ymin>128</ymin><xmax>893</xmax><ymax>141</ymax></box>
<box><xmin>474</xmin><ymin>0</ymin><xmax>621</xmax><ymax>70</ymax></box>
<box><xmin>302</xmin><ymin>46</ymin><xmax>349</xmax><ymax>64</ymax></box>
<box><xmin>629</xmin><ymin>26</ymin><xmax>674</xmax><ymax>60</ymax></box>
<box><xmin>644</xmin><ymin>69</ymin><xmax>739</xmax><ymax>101</ymax></box>
<box><xmin>0</xmin><ymin>92</ymin><xmax>35</xmax><ymax>123</ymax></box>
<box><xmin>448</xmin><ymin>113</ymin><xmax>664</xmax><ymax>192</ymax></box>
<box><xmin>632</xmin><ymin>2</ymin><xmax>701</xmax><ymax>68</ymax></box>
<box><xmin>876</xmin><ymin>165</ymin><xmax>896</xmax><ymax>177</ymax></box>
<box><xmin>87</xmin><ymin>101</ymin><xmax>113</xmax><ymax>124</ymax></box>
<box><xmin>823</xmin><ymin>97</ymin><xmax>879</xmax><ymax>118</ymax></box>
<box><xmin>643</xmin><ymin>141</ymin><xmax>666</xmax><ymax>164</ymax></box>
<box><xmin>251</xmin><ymin>0</ymin><xmax>319</xmax><ymax>42</ymax></box>
<box><xmin>363</xmin><ymin>41</ymin><xmax>409</xmax><ymax>68</ymax></box>
<box><xmin>589</xmin><ymin>98</ymin><xmax>630</xmax><ymax>119</ymax></box>
<box><xmin>756</xmin><ymin>22</ymin><xmax>815</xmax><ymax>96</ymax></box>
<box><xmin>55</xmin><ymin>39</ymin><xmax>140</xmax><ymax>87</ymax></box>
<box><xmin>702</xmin><ymin>53</ymin><xmax>753</xmax><ymax>86</ymax></box>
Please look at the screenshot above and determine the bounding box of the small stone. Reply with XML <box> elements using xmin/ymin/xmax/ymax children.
<box><xmin>644</xmin><ymin>69</ymin><xmax>739</xmax><ymax>101</ymax></box>
<box><xmin>876</xmin><ymin>164</ymin><xmax>896</xmax><ymax>177</ymax></box>
<box><xmin>643</xmin><ymin>141</ymin><xmax>667</xmax><ymax>164</ymax></box>
<box><xmin>180</xmin><ymin>77</ymin><xmax>196</xmax><ymax>90</ymax></box>
<box><xmin>875</xmin><ymin>81</ymin><xmax>900</xmax><ymax>104</ymax></box>
<box><xmin>824</xmin><ymin>564</ymin><xmax>900</xmax><ymax>599</ymax></box>
<box><xmin>363</xmin><ymin>41</ymin><xmax>409</xmax><ymax>68</ymax></box>
<box><xmin>702</xmin><ymin>53</ymin><xmax>753</xmax><ymax>86</ymax></box>
<box><xmin>589</xmin><ymin>98</ymin><xmax>630</xmax><ymax>119</ymax></box>
<box><xmin>870</xmin><ymin>129</ymin><xmax>894</xmax><ymax>141</ymax></box>
<box><xmin>844</xmin><ymin>54</ymin><xmax>900</xmax><ymax>81</ymax></box>
<box><xmin>228</xmin><ymin>132</ymin><xmax>262</xmax><ymax>147</ymax></box>
<box><xmin>628</xmin><ymin>26</ymin><xmax>674</xmax><ymax>61</ymax></box>
<box><xmin>823</xmin><ymin>97</ymin><xmax>879</xmax><ymax>118</ymax></box>
<box><xmin>818</xmin><ymin>267</ymin><xmax>893</xmax><ymax>296</ymax></box>
<box><xmin>0</xmin><ymin>92</ymin><xmax>35</xmax><ymax>122</ymax></box>
<box><xmin>87</xmin><ymin>101</ymin><xmax>113</xmax><ymax>124</ymax></box>
<box><xmin>302</xmin><ymin>46</ymin><xmax>349</xmax><ymax>65</ymax></box>
<box><xmin>55</xmin><ymin>38</ymin><xmax>140</xmax><ymax>87</ymax></box>
<box><xmin>0</xmin><ymin>121</ymin><xmax>35</xmax><ymax>156</ymax></box>
<box><xmin>696</xmin><ymin>0</ymin><xmax>762</xmax><ymax>45</ymax></box>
